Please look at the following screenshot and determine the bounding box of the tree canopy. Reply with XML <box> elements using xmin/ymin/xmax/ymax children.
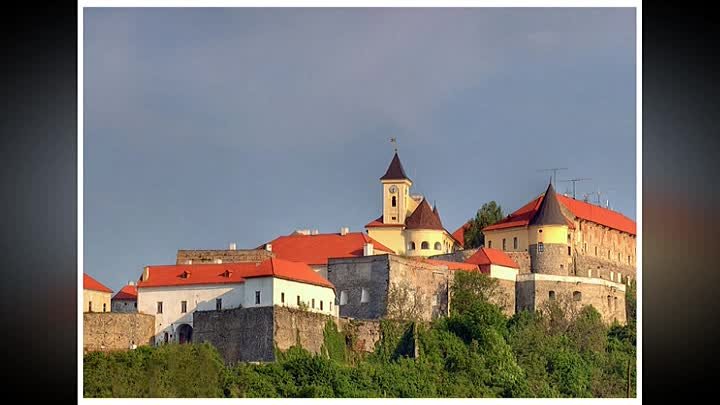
<box><xmin>463</xmin><ymin>201</ymin><xmax>504</xmax><ymax>249</ymax></box>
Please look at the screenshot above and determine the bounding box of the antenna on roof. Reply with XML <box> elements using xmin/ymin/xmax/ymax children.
<box><xmin>558</xmin><ymin>178</ymin><xmax>592</xmax><ymax>199</ymax></box>
<box><xmin>537</xmin><ymin>167</ymin><xmax>568</xmax><ymax>187</ymax></box>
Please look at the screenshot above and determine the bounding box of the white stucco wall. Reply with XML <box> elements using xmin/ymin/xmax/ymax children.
<box><xmin>272</xmin><ymin>278</ymin><xmax>338</xmax><ymax>317</ymax></box>
<box><xmin>489</xmin><ymin>264</ymin><xmax>519</xmax><ymax>281</ymax></box>
<box><xmin>137</xmin><ymin>283</ymin><xmax>246</xmax><ymax>344</ymax></box>
<box><xmin>137</xmin><ymin>277</ymin><xmax>337</xmax><ymax>344</ymax></box>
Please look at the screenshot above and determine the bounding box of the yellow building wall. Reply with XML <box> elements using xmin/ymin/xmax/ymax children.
<box><xmin>84</xmin><ymin>289</ymin><xmax>112</xmax><ymax>313</ymax></box>
<box><xmin>367</xmin><ymin>227</ymin><xmax>406</xmax><ymax>255</ymax></box>
<box><xmin>484</xmin><ymin>228</ymin><xmax>530</xmax><ymax>252</ymax></box>
<box><xmin>404</xmin><ymin>229</ymin><xmax>457</xmax><ymax>257</ymax></box>
<box><xmin>382</xmin><ymin>179</ymin><xmax>412</xmax><ymax>225</ymax></box>
<box><xmin>528</xmin><ymin>225</ymin><xmax>568</xmax><ymax>245</ymax></box>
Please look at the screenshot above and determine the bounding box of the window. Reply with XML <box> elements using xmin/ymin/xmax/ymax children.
<box><xmin>628</xmin><ymin>255</ymin><xmax>631</xmax><ymax>264</ymax></box>
<box><xmin>584</xmin><ymin>242</ymin><xmax>587</xmax><ymax>253</ymax></box>
<box><xmin>255</xmin><ymin>291</ymin><xmax>261</xmax><ymax>305</ymax></box>
<box><xmin>610</xmin><ymin>271</ymin><xmax>614</xmax><ymax>281</ymax></box>
<box><xmin>607</xmin><ymin>295</ymin><xmax>612</xmax><ymax>308</ymax></box>
<box><xmin>330</xmin><ymin>302</ymin><xmax>333</xmax><ymax>311</ymax></box>
<box><xmin>103</xmin><ymin>303</ymin><xmax>106</xmax><ymax>312</ymax></box>
<box><xmin>312</xmin><ymin>298</ymin><xmax>315</xmax><ymax>308</ymax></box>
<box><xmin>164</xmin><ymin>333</ymin><xmax>169</xmax><ymax>344</ymax></box>
<box><xmin>595</xmin><ymin>246</ymin><xmax>598</xmax><ymax>256</ymax></box>
<box><xmin>488</xmin><ymin>240</ymin><xmax>492</xmax><ymax>248</ymax></box>
<box><xmin>281</xmin><ymin>292</ymin><xmax>285</xmax><ymax>304</ymax></box>
<box><xmin>391</xmin><ymin>216</ymin><xmax>396</xmax><ymax>220</ymax></box>
<box><xmin>573</xmin><ymin>291</ymin><xmax>582</xmax><ymax>301</ymax></box>
<box><xmin>361</xmin><ymin>288</ymin><xmax>369</xmax><ymax>303</ymax></box>
<box><xmin>618</xmin><ymin>253</ymin><xmax>621</xmax><ymax>261</ymax></box>
<box><xmin>513</xmin><ymin>237</ymin><xmax>518</xmax><ymax>249</ymax></box>
<box><xmin>588</xmin><ymin>269</ymin><xmax>592</xmax><ymax>277</ymax></box>
<box><xmin>421</xmin><ymin>241</ymin><xmax>429</xmax><ymax>250</ymax></box>
<box><xmin>392</xmin><ymin>196</ymin><xmax>397</xmax><ymax>207</ymax></box>
<box><xmin>502</xmin><ymin>238</ymin><xmax>506</xmax><ymax>250</ymax></box>
<box><xmin>432</xmin><ymin>294</ymin><xmax>439</xmax><ymax>306</ymax></box>
<box><xmin>434</xmin><ymin>242</ymin><xmax>442</xmax><ymax>250</ymax></box>
<box><xmin>339</xmin><ymin>291</ymin><xmax>347</xmax><ymax>305</ymax></box>
<box><xmin>614</xmin><ymin>296</ymin><xmax>618</xmax><ymax>309</ymax></box>
<box><xmin>297</xmin><ymin>295</ymin><xmax>302</xmax><ymax>305</ymax></box>
<box><xmin>537</xmin><ymin>242</ymin><xmax>544</xmax><ymax>253</ymax></box>
<box><xmin>549</xmin><ymin>291</ymin><xmax>556</xmax><ymax>300</ymax></box>
<box><xmin>409</xmin><ymin>241</ymin><xmax>416</xmax><ymax>250</ymax></box>
<box><xmin>134</xmin><ymin>302</ymin><xmax>137</xmax><ymax>308</ymax></box>
<box><xmin>568</xmin><ymin>246</ymin><xmax>572</xmax><ymax>256</ymax></box>
<box><xmin>608</xmin><ymin>250</ymin><xmax>611</xmax><ymax>259</ymax></box>
<box><xmin>181</xmin><ymin>301</ymin><xmax>187</xmax><ymax>313</ymax></box>
<box><xmin>88</xmin><ymin>301</ymin><xmax>92</xmax><ymax>312</ymax></box>
<box><xmin>216</xmin><ymin>298</ymin><xmax>222</xmax><ymax>311</ymax></box>
<box><xmin>320</xmin><ymin>301</ymin><xmax>324</xmax><ymax>310</ymax></box>
<box><xmin>538</xmin><ymin>229</ymin><xmax>543</xmax><ymax>233</ymax></box>
<box><xmin>157</xmin><ymin>302</ymin><xmax>163</xmax><ymax>314</ymax></box>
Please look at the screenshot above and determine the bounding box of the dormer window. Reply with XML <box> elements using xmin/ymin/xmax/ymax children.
<box><xmin>222</xmin><ymin>270</ymin><xmax>233</xmax><ymax>278</ymax></box>
<box><xmin>181</xmin><ymin>270</ymin><xmax>191</xmax><ymax>279</ymax></box>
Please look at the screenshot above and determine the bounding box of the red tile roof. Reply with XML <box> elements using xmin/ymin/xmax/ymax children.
<box><xmin>465</xmin><ymin>248</ymin><xmax>520</xmax><ymax>269</ymax></box>
<box><xmin>261</xmin><ymin>232</ymin><xmax>394</xmax><ymax>266</ymax></box>
<box><xmin>84</xmin><ymin>273</ymin><xmax>112</xmax><ymax>293</ymax></box>
<box><xmin>112</xmin><ymin>284</ymin><xmax>138</xmax><ymax>300</ymax></box>
<box><xmin>137</xmin><ymin>258</ymin><xmax>333</xmax><ymax>289</ymax></box>
<box><xmin>451</xmin><ymin>222</ymin><xmax>472</xmax><ymax>247</ymax></box>
<box><xmin>455</xmin><ymin>192</ymin><xmax>635</xmax><ymax>236</ymax></box>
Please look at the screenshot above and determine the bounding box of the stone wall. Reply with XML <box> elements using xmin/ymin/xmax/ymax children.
<box><xmin>327</xmin><ymin>255</ymin><xmax>391</xmax><ymax>320</ymax></box>
<box><xmin>193</xmin><ymin>306</ymin><xmax>275</xmax><ymax>364</ymax></box>
<box><xmin>388</xmin><ymin>255</ymin><xmax>453</xmax><ymax>321</ymax></box>
<box><xmin>576</xmin><ymin>254</ymin><xmax>636</xmax><ymax>284</ymax></box>
<box><xmin>429</xmin><ymin>248</ymin><xmax>479</xmax><ymax>263</ymax></box>
<box><xmin>341</xmin><ymin>319</ymin><xmax>382</xmax><ymax>353</ymax></box>
<box><xmin>83</xmin><ymin>313</ymin><xmax>155</xmax><ymax>353</ymax></box>
<box><xmin>176</xmin><ymin>249</ymin><xmax>274</xmax><ymax>264</ymax></box>
<box><xmin>529</xmin><ymin>243</ymin><xmax>572</xmax><ymax>275</ymax></box>
<box><xmin>273</xmin><ymin>306</ymin><xmax>337</xmax><ymax>355</ymax></box>
<box><xmin>572</xmin><ymin>220</ymin><xmax>636</xmax><ymax>269</ymax></box>
<box><xmin>493</xmin><ymin>278</ymin><xmax>517</xmax><ymax>316</ymax></box>
<box><xmin>516</xmin><ymin>274</ymin><xmax>627</xmax><ymax>324</ymax></box>
<box><xmin>506</xmin><ymin>252</ymin><xmax>531</xmax><ymax>274</ymax></box>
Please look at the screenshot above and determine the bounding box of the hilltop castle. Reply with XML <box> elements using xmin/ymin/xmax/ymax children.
<box><xmin>84</xmin><ymin>150</ymin><xmax>636</xmax><ymax>360</ymax></box>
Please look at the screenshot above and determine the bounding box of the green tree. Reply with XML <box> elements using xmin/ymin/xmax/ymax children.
<box><xmin>463</xmin><ymin>201</ymin><xmax>504</xmax><ymax>248</ymax></box>
<box><xmin>450</xmin><ymin>271</ymin><xmax>503</xmax><ymax>316</ymax></box>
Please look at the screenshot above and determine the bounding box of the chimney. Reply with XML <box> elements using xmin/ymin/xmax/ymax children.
<box><xmin>142</xmin><ymin>266</ymin><xmax>149</xmax><ymax>281</ymax></box>
<box><xmin>340</xmin><ymin>227</ymin><xmax>349</xmax><ymax>236</ymax></box>
<box><xmin>128</xmin><ymin>280</ymin><xmax>135</xmax><ymax>286</ymax></box>
<box><xmin>363</xmin><ymin>242</ymin><xmax>374</xmax><ymax>256</ymax></box>
<box><xmin>229</xmin><ymin>242</ymin><xmax>237</xmax><ymax>250</ymax></box>
<box><xmin>265</xmin><ymin>243</ymin><xmax>273</xmax><ymax>252</ymax></box>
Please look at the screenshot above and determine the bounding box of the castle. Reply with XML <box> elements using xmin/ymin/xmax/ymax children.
<box><xmin>83</xmin><ymin>150</ymin><xmax>636</xmax><ymax>360</ymax></box>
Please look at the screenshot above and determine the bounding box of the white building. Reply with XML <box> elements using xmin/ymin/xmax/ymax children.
<box><xmin>137</xmin><ymin>257</ymin><xmax>337</xmax><ymax>344</ymax></box>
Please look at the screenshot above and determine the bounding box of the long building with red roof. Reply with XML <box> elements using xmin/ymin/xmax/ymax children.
<box><xmin>136</xmin><ymin>258</ymin><xmax>336</xmax><ymax>345</ymax></box>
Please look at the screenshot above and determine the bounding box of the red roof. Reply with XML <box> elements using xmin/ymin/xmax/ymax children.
<box><xmin>112</xmin><ymin>284</ymin><xmax>138</xmax><ymax>300</ymax></box>
<box><xmin>84</xmin><ymin>273</ymin><xmax>112</xmax><ymax>293</ymax></box>
<box><xmin>451</xmin><ymin>222</ymin><xmax>472</xmax><ymax>247</ymax></box>
<box><xmin>261</xmin><ymin>232</ymin><xmax>394</xmax><ymax>265</ymax></box>
<box><xmin>411</xmin><ymin>257</ymin><xmax>479</xmax><ymax>271</ymax></box>
<box><xmin>465</xmin><ymin>248</ymin><xmax>520</xmax><ymax>269</ymax></box>
<box><xmin>365</xmin><ymin>215</ymin><xmax>405</xmax><ymax>228</ymax></box>
<box><xmin>137</xmin><ymin>258</ymin><xmax>334</xmax><ymax>289</ymax></box>
<box><xmin>457</xmin><ymin>193</ymin><xmax>635</xmax><ymax>236</ymax></box>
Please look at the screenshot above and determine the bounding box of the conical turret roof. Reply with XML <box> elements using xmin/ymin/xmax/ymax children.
<box><xmin>380</xmin><ymin>152</ymin><xmax>411</xmax><ymax>182</ymax></box>
<box><xmin>530</xmin><ymin>182</ymin><xmax>568</xmax><ymax>226</ymax></box>
<box><xmin>406</xmin><ymin>199</ymin><xmax>444</xmax><ymax>230</ymax></box>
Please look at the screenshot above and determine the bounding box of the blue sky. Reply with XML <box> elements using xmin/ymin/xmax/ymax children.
<box><xmin>84</xmin><ymin>7</ymin><xmax>636</xmax><ymax>291</ymax></box>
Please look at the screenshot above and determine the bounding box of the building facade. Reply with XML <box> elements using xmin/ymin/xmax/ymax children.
<box><xmin>136</xmin><ymin>258</ymin><xmax>337</xmax><ymax>344</ymax></box>
<box><xmin>365</xmin><ymin>153</ymin><xmax>462</xmax><ymax>257</ymax></box>
<box><xmin>83</xmin><ymin>273</ymin><xmax>112</xmax><ymax>313</ymax></box>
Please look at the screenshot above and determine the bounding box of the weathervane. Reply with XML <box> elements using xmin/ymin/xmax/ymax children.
<box><xmin>389</xmin><ymin>137</ymin><xmax>397</xmax><ymax>153</ymax></box>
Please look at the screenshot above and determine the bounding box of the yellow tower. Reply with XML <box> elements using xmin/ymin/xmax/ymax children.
<box><xmin>380</xmin><ymin>152</ymin><xmax>413</xmax><ymax>225</ymax></box>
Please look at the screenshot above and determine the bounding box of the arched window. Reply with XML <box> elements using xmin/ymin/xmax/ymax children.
<box><xmin>434</xmin><ymin>242</ymin><xmax>442</xmax><ymax>250</ymax></box>
<box><xmin>607</xmin><ymin>295</ymin><xmax>612</xmax><ymax>308</ymax></box>
<box><xmin>391</xmin><ymin>196</ymin><xmax>397</xmax><ymax>207</ymax></box>
<box><xmin>409</xmin><ymin>241</ymin><xmax>416</xmax><ymax>250</ymax></box>
<box><xmin>488</xmin><ymin>240</ymin><xmax>492</xmax><ymax>248</ymax></box>
<box><xmin>502</xmin><ymin>238</ymin><xmax>506</xmax><ymax>250</ymax></box>
<box><xmin>573</xmin><ymin>291</ymin><xmax>582</xmax><ymax>301</ymax></box>
<box><xmin>421</xmin><ymin>241</ymin><xmax>429</xmax><ymax>250</ymax></box>
<box><xmin>568</xmin><ymin>246</ymin><xmax>572</xmax><ymax>256</ymax></box>
<box><xmin>513</xmin><ymin>237</ymin><xmax>518</xmax><ymax>250</ymax></box>
<box><xmin>549</xmin><ymin>291</ymin><xmax>556</xmax><ymax>300</ymax></box>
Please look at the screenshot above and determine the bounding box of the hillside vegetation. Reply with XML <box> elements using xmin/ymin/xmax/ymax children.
<box><xmin>84</xmin><ymin>273</ymin><xmax>636</xmax><ymax>398</ymax></box>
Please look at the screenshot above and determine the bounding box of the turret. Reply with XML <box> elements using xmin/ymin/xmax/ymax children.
<box><xmin>528</xmin><ymin>182</ymin><xmax>571</xmax><ymax>275</ymax></box>
<box><xmin>380</xmin><ymin>152</ymin><xmax>413</xmax><ymax>225</ymax></box>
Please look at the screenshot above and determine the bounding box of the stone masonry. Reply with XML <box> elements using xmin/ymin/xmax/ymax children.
<box><xmin>176</xmin><ymin>249</ymin><xmax>273</xmax><ymax>265</ymax></box>
<box><xmin>83</xmin><ymin>313</ymin><xmax>155</xmax><ymax>353</ymax></box>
